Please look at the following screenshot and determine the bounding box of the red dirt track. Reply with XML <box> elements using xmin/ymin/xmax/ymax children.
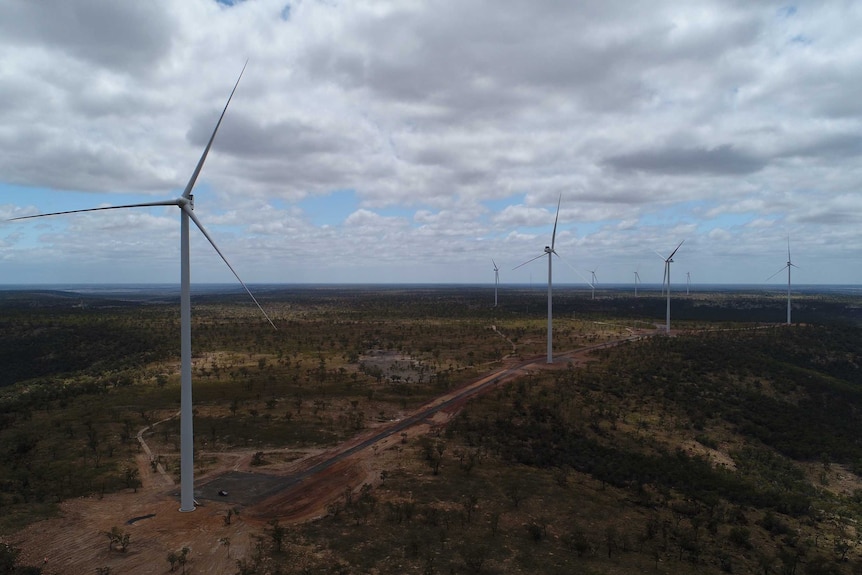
<box><xmin>9</xmin><ymin>340</ymin><xmax>635</xmax><ymax>574</ymax></box>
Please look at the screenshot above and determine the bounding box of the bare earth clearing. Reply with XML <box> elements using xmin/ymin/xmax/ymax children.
<box><xmin>11</xmin><ymin>336</ymin><xmax>647</xmax><ymax>574</ymax></box>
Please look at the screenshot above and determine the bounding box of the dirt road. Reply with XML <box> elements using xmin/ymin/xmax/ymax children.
<box><xmin>10</xmin><ymin>337</ymin><xmax>644</xmax><ymax>574</ymax></box>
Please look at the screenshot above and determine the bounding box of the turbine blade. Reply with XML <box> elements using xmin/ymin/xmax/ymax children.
<box><xmin>513</xmin><ymin>252</ymin><xmax>546</xmax><ymax>270</ymax></box>
<box><xmin>184</xmin><ymin>206</ymin><xmax>277</xmax><ymax>330</ymax></box>
<box><xmin>8</xmin><ymin>200</ymin><xmax>181</xmax><ymax>221</ymax></box>
<box><xmin>182</xmin><ymin>60</ymin><xmax>248</xmax><ymax>200</ymax></box>
<box><xmin>766</xmin><ymin>264</ymin><xmax>789</xmax><ymax>281</ymax></box>
<box><xmin>550</xmin><ymin>193</ymin><xmax>561</xmax><ymax>250</ymax></box>
<box><xmin>492</xmin><ymin>258</ymin><xmax>498</xmax><ymax>271</ymax></box>
<box><xmin>654</xmin><ymin>250</ymin><xmax>667</xmax><ymax>261</ymax></box>
<box><xmin>667</xmin><ymin>239</ymin><xmax>685</xmax><ymax>260</ymax></box>
<box><xmin>554</xmin><ymin>253</ymin><xmax>593</xmax><ymax>287</ymax></box>
<box><xmin>787</xmin><ymin>236</ymin><xmax>792</xmax><ymax>263</ymax></box>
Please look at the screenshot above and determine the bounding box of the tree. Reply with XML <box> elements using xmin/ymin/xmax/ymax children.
<box><xmin>834</xmin><ymin>539</ymin><xmax>851</xmax><ymax>562</ymax></box>
<box><xmin>219</xmin><ymin>537</ymin><xmax>231</xmax><ymax>558</ymax></box>
<box><xmin>504</xmin><ymin>481</ymin><xmax>526</xmax><ymax>509</ymax></box>
<box><xmin>605</xmin><ymin>525</ymin><xmax>617</xmax><ymax>559</ymax></box>
<box><xmin>103</xmin><ymin>526</ymin><xmax>130</xmax><ymax>552</ymax></box>
<box><xmin>461</xmin><ymin>491</ymin><xmax>478</xmax><ymax>524</ymax></box>
<box><xmin>757</xmin><ymin>552</ymin><xmax>774</xmax><ymax>575</ymax></box>
<box><xmin>267</xmin><ymin>520</ymin><xmax>287</xmax><ymax>553</ymax></box>
<box><xmin>459</xmin><ymin>539</ymin><xmax>489</xmax><ymax>574</ymax></box>
<box><xmin>347</xmin><ymin>484</ymin><xmax>377</xmax><ymax>525</ymax></box>
<box><xmin>177</xmin><ymin>547</ymin><xmax>190</xmax><ymax>574</ymax></box>
<box><xmin>123</xmin><ymin>466</ymin><xmax>141</xmax><ymax>492</ymax></box>
<box><xmin>224</xmin><ymin>506</ymin><xmax>240</xmax><ymax>526</ymax></box>
<box><xmin>0</xmin><ymin>543</ymin><xmax>21</xmax><ymax>572</ymax></box>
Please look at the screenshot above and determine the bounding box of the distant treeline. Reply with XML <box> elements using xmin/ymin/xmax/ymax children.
<box><xmin>0</xmin><ymin>305</ymin><xmax>176</xmax><ymax>389</ymax></box>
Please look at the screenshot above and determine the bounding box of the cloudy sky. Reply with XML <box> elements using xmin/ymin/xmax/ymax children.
<box><xmin>1</xmin><ymin>0</ymin><xmax>860</xmax><ymax>286</ymax></box>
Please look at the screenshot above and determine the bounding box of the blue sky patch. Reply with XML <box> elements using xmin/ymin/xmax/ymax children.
<box><xmin>482</xmin><ymin>194</ymin><xmax>526</xmax><ymax>213</ymax></box>
<box><xmin>297</xmin><ymin>189</ymin><xmax>359</xmax><ymax>226</ymax></box>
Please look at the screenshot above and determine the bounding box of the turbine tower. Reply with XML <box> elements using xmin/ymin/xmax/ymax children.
<box><xmin>634</xmin><ymin>269</ymin><xmax>641</xmax><ymax>297</ymax></box>
<box><xmin>686</xmin><ymin>272</ymin><xmax>691</xmax><ymax>296</ymax></box>
<box><xmin>657</xmin><ymin>240</ymin><xmax>684</xmax><ymax>333</ymax></box>
<box><xmin>10</xmin><ymin>63</ymin><xmax>275</xmax><ymax>513</ymax></box>
<box><xmin>767</xmin><ymin>237</ymin><xmax>797</xmax><ymax>325</ymax></box>
<box><xmin>514</xmin><ymin>194</ymin><xmax>562</xmax><ymax>364</ymax></box>
<box><xmin>492</xmin><ymin>259</ymin><xmax>500</xmax><ymax>307</ymax></box>
<box><xmin>589</xmin><ymin>268</ymin><xmax>598</xmax><ymax>300</ymax></box>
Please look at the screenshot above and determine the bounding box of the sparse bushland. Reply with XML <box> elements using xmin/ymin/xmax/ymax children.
<box><xmin>2</xmin><ymin>287</ymin><xmax>862</xmax><ymax>574</ymax></box>
<box><xmin>230</xmin><ymin>303</ymin><xmax>862</xmax><ymax>574</ymax></box>
<box><xmin>0</xmin><ymin>287</ymin><xmax>540</xmax><ymax>531</ymax></box>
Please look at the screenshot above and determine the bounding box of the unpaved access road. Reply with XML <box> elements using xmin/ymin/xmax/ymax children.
<box><xmin>10</xmin><ymin>336</ymin><xmax>645</xmax><ymax>574</ymax></box>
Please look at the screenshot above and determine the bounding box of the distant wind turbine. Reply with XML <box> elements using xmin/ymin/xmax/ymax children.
<box><xmin>514</xmin><ymin>194</ymin><xmax>562</xmax><ymax>364</ymax></box>
<box><xmin>656</xmin><ymin>240</ymin><xmax>684</xmax><ymax>333</ymax></box>
<box><xmin>634</xmin><ymin>269</ymin><xmax>641</xmax><ymax>297</ymax></box>
<box><xmin>686</xmin><ymin>272</ymin><xmax>691</xmax><ymax>296</ymax></box>
<box><xmin>767</xmin><ymin>237</ymin><xmax>797</xmax><ymax>325</ymax></box>
<box><xmin>9</xmin><ymin>62</ymin><xmax>276</xmax><ymax>513</ymax></box>
<box><xmin>492</xmin><ymin>259</ymin><xmax>500</xmax><ymax>307</ymax></box>
<box><xmin>589</xmin><ymin>268</ymin><xmax>598</xmax><ymax>300</ymax></box>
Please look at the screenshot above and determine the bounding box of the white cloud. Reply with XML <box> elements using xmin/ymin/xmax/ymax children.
<box><xmin>2</xmin><ymin>0</ymin><xmax>861</xmax><ymax>284</ymax></box>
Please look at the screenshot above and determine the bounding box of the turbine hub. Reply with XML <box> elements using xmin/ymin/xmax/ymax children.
<box><xmin>544</xmin><ymin>246</ymin><xmax>551</xmax><ymax>253</ymax></box>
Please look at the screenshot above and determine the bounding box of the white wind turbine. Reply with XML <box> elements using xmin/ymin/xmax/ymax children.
<box><xmin>767</xmin><ymin>237</ymin><xmax>797</xmax><ymax>325</ymax></box>
<box><xmin>10</xmin><ymin>63</ymin><xmax>275</xmax><ymax>513</ymax></box>
<box><xmin>492</xmin><ymin>259</ymin><xmax>500</xmax><ymax>307</ymax></box>
<box><xmin>634</xmin><ymin>269</ymin><xmax>641</xmax><ymax>297</ymax></box>
<box><xmin>589</xmin><ymin>268</ymin><xmax>598</xmax><ymax>300</ymax></box>
<box><xmin>656</xmin><ymin>240</ymin><xmax>684</xmax><ymax>333</ymax></box>
<box><xmin>514</xmin><ymin>194</ymin><xmax>562</xmax><ymax>364</ymax></box>
<box><xmin>686</xmin><ymin>271</ymin><xmax>691</xmax><ymax>296</ymax></box>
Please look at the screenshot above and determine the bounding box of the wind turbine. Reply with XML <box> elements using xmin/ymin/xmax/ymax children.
<box><xmin>634</xmin><ymin>269</ymin><xmax>641</xmax><ymax>297</ymax></box>
<box><xmin>514</xmin><ymin>194</ymin><xmax>562</xmax><ymax>364</ymax></box>
<box><xmin>686</xmin><ymin>272</ymin><xmax>691</xmax><ymax>296</ymax></box>
<box><xmin>767</xmin><ymin>237</ymin><xmax>797</xmax><ymax>325</ymax></box>
<box><xmin>492</xmin><ymin>259</ymin><xmax>500</xmax><ymax>307</ymax></box>
<box><xmin>656</xmin><ymin>240</ymin><xmax>684</xmax><ymax>333</ymax></box>
<box><xmin>589</xmin><ymin>268</ymin><xmax>598</xmax><ymax>300</ymax></box>
<box><xmin>9</xmin><ymin>63</ymin><xmax>275</xmax><ymax>513</ymax></box>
